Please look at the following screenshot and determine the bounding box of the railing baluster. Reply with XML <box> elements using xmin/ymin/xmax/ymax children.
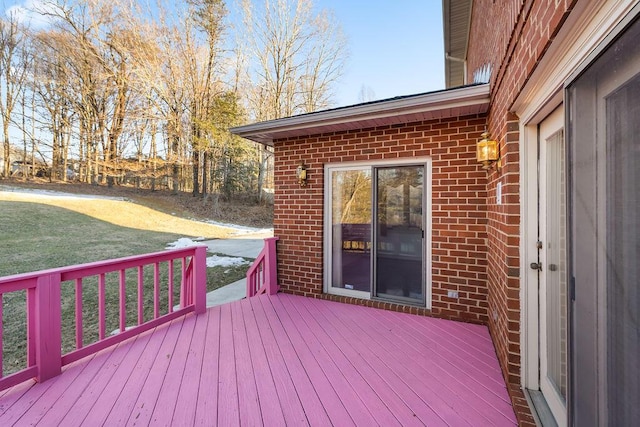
<box><xmin>153</xmin><ymin>263</ymin><xmax>160</xmax><ymax>319</ymax></box>
<box><xmin>180</xmin><ymin>258</ymin><xmax>186</xmax><ymax>308</ymax></box>
<box><xmin>119</xmin><ymin>269</ymin><xmax>126</xmax><ymax>332</ymax></box>
<box><xmin>27</xmin><ymin>287</ymin><xmax>36</xmax><ymax>367</ymax></box>
<box><xmin>137</xmin><ymin>266</ymin><xmax>144</xmax><ymax>325</ymax></box>
<box><xmin>98</xmin><ymin>274</ymin><xmax>106</xmax><ymax>340</ymax></box>
<box><xmin>168</xmin><ymin>260</ymin><xmax>174</xmax><ymax>313</ymax></box>
<box><xmin>75</xmin><ymin>278</ymin><xmax>83</xmax><ymax>349</ymax></box>
<box><xmin>186</xmin><ymin>257</ymin><xmax>193</xmax><ymax>306</ymax></box>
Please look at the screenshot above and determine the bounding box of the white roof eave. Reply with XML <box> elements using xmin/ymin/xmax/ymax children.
<box><xmin>231</xmin><ymin>84</ymin><xmax>490</xmax><ymax>145</ymax></box>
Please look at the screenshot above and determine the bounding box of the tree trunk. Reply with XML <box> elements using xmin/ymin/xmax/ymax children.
<box><xmin>202</xmin><ymin>150</ymin><xmax>208</xmax><ymax>197</ymax></box>
<box><xmin>192</xmin><ymin>149</ymin><xmax>200</xmax><ymax>196</ymax></box>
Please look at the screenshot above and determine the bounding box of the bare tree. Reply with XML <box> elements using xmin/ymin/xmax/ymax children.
<box><xmin>0</xmin><ymin>0</ymin><xmax>277</xmax><ymax>201</ymax></box>
<box><xmin>0</xmin><ymin>12</ymin><xmax>30</xmax><ymax>177</ymax></box>
<box><xmin>241</xmin><ymin>0</ymin><xmax>347</xmax><ymax>119</ymax></box>
<box><xmin>240</xmin><ymin>0</ymin><xmax>347</xmax><ymax>201</ymax></box>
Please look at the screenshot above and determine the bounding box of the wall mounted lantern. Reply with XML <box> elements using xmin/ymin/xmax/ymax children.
<box><xmin>296</xmin><ymin>162</ymin><xmax>308</xmax><ymax>187</ymax></box>
<box><xmin>477</xmin><ymin>131</ymin><xmax>501</xmax><ymax>171</ymax></box>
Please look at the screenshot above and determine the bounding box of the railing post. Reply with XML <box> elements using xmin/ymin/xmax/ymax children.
<box><xmin>35</xmin><ymin>273</ymin><xmax>62</xmax><ymax>383</ymax></box>
<box><xmin>265</xmin><ymin>237</ymin><xmax>279</xmax><ymax>295</ymax></box>
<box><xmin>192</xmin><ymin>246</ymin><xmax>207</xmax><ymax>314</ymax></box>
<box><xmin>246</xmin><ymin>272</ymin><xmax>255</xmax><ymax>298</ymax></box>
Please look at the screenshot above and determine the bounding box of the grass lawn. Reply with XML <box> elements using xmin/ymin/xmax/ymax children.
<box><xmin>0</xmin><ymin>193</ymin><xmax>254</xmax><ymax>375</ymax></box>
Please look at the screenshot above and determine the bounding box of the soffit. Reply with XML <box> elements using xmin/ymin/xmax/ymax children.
<box><xmin>230</xmin><ymin>84</ymin><xmax>490</xmax><ymax>146</ymax></box>
<box><xmin>443</xmin><ymin>0</ymin><xmax>473</xmax><ymax>87</ymax></box>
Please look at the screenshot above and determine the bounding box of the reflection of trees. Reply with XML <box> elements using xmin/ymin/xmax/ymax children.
<box><xmin>377</xmin><ymin>167</ymin><xmax>423</xmax><ymax>227</ymax></box>
<box><xmin>333</xmin><ymin>170</ymin><xmax>371</xmax><ymax>224</ymax></box>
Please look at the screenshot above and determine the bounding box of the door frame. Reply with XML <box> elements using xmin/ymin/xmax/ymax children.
<box><xmin>537</xmin><ymin>106</ymin><xmax>567</xmax><ymax>424</ymax></box>
<box><xmin>323</xmin><ymin>157</ymin><xmax>432</xmax><ymax>308</ymax></box>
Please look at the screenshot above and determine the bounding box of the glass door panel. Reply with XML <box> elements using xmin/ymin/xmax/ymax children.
<box><xmin>542</xmin><ymin>125</ymin><xmax>568</xmax><ymax>409</ymax></box>
<box><xmin>567</xmin><ymin>16</ymin><xmax>640</xmax><ymax>425</ymax></box>
<box><xmin>374</xmin><ymin>166</ymin><xmax>424</xmax><ymax>304</ymax></box>
<box><xmin>330</xmin><ymin>168</ymin><xmax>372</xmax><ymax>292</ymax></box>
<box><xmin>605</xmin><ymin>72</ymin><xmax>640</xmax><ymax>425</ymax></box>
<box><xmin>538</xmin><ymin>107</ymin><xmax>567</xmax><ymax>426</ymax></box>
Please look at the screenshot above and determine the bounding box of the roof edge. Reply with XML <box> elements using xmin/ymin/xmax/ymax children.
<box><xmin>231</xmin><ymin>84</ymin><xmax>490</xmax><ymax>145</ymax></box>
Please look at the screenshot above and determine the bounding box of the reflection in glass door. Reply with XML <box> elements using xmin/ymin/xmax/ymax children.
<box><xmin>374</xmin><ymin>166</ymin><xmax>424</xmax><ymax>304</ymax></box>
<box><xmin>329</xmin><ymin>168</ymin><xmax>372</xmax><ymax>294</ymax></box>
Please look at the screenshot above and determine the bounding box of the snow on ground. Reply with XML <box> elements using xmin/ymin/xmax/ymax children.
<box><xmin>0</xmin><ymin>185</ymin><xmax>126</xmax><ymax>201</ymax></box>
<box><xmin>202</xmin><ymin>219</ymin><xmax>273</xmax><ymax>236</ymax></box>
<box><xmin>165</xmin><ymin>238</ymin><xmax>249</xmax><ymax>268</ymax></box>
<box><xmin>206</xmin><ymin>255</ymin><xmax>248</xmax><ymax>268</ymax></box>
<box><xmin>165</xmin><ymin>237</ymin><xmax>205</xmax><ymax>249</ymax></box>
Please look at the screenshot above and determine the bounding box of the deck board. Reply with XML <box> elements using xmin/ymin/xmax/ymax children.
<box><xmin>245</xmin><ymin>296</ymin><xmax>309</xmax><ymax>425</ymax></box>
<box><xmin>231</xmin><ymin>300</ymin><xmax>263</xmax><ymax>427</ymax></box>
<box><xmin>290</xmin><ymin>295</ymin><xmax>409</xmax><ymax>427</ymax></box>
<box><xmin>273</xmin><ymin>294</ymin><xmax>374</xmax><ymax>425</ymax></box>
<box><xmin>217</xmin><ymin>303</ymin><xmax>241</xmax><ymax>426</ymax></box>
<box><xmin>149</xmin><ymin>313</ymin><xmax>198</xmax><ymax>426</ymax></box>
<box><xmin>102</xmin><ymin>320</ymin><xmax>172</xmax><ymax>426</ymax></box>
<box><xmin>255</xmin><ymin>292</ymin><xmax>333</xmax><ymax>425</ymax></box>
<box><xmin>194</xmin><ymin>308</ymin><xmax>221</xmax><ymax>426</ymax></box>
<box><xmin>0</xmin><ymin>293</ymin><xmax>517</xmax><ymax>426</ymax></box>
<box><xmin>172</xmin><ymin>305</ymin><xmax>209</xmax><ymax>426</ymax></box>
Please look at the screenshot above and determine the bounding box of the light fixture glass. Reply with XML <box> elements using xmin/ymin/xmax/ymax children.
<box><xmin>477</xmin><ymin>131</ymin><xmax>499</xmax><ymax>170</ymax></box>
<box><xmin>296</xmin><ymin>163</ymin><xmax>307</xmax><ymax>187</ymax></box>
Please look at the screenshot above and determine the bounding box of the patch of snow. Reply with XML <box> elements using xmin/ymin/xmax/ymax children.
<box><xmin>200</xmin><ymin>218</ymin><xmax>273</xmax><ymax>236</ymax></box>
<box><xmin>0</xmin><ymin>185</ymin><xmax>125</xmax><ymax>201</ymax></box>
<box><xmin>206</xmin><ymin>255</ymin><xmax>248</xmax><ymax>268</ymax></box>
<box><xmin>165</xmin><ymin>237</ymin><xmax>202</xmax><ymax>249</ymax></box>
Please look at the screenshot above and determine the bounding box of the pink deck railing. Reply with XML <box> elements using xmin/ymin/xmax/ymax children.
<box><xmin>246</xmin><ymin>237</ymin><xmax>279</xmax><ymax>297</ymax></box>
<box><xmin>0</xmin><ymin>246</ymin><xmax>207</xmax><ymax>392</ymax></box>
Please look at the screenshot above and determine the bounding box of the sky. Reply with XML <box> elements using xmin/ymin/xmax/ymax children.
<box><xmin>3</xmin><ymin>0</ymin><xmax>446</xmax><ymax>108</ymax></box>
<box><xmin>317</xmin><ymin>0</ymin><xmax>445</xmax><ymax>107</ymax></box>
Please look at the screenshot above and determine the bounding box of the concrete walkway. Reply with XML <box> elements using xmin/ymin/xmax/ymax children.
<box><xmin>202</xmin><ymin>233</ymin><xmax>272</xmax><ymax>307</ymax></box>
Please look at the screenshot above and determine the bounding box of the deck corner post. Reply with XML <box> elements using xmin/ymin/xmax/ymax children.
<box><xmin>193</xmin><ymin>246</ymin><xmax>207</xmax><ymax>314</ymax></box>
<box><xmin>265</xmin><ymin>237</ymin><xmax>280</xmax><ymax>295</ymax></box>
<box><xmin>35</xmin><ymin>273</ymin><xmax>62</xmax><ymax>383</ymax></box>
<box><xmin>246</xmin><ymin>271</ymin><xmax>255</xmax><ymax>298</ymax></box>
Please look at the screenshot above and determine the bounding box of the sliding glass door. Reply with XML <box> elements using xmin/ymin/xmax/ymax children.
<box><xmin>326</xmin><ymin>162</ymin><xmax>428</xmax><ymax>306</ymax></box>
<box><xmin>374</xmin><ymin>166</ymin><xmax>424</xmax><ymax>304</ymax></box>
<box><xmin>567</xmin><ymin>15</ymin><xmax>640</xmax><ymax>426</ymax></box>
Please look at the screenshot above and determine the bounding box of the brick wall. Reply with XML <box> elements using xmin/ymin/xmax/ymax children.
<box><xmin>272</xmin><ymin>114</ymin><xmax>490</xmax><ymax>323</ymax></box>
<box><xmin>465</xmin><ymin>1</ymin><xmax>577</xmax><ymax>425</ymax></box>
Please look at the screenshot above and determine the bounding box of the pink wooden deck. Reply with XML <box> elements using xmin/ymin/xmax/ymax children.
<box><xmin>0</xmin><ymin>293</ymin><xmax>516</xmax><ymax>426</ymax></box>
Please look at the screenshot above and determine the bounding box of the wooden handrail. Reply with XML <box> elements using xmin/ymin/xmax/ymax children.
<box><xmin>246</xmin><ymin>237</ymin><xmax>279</xmax><ymax>298</ymax></box>
<box><xmin>0</xmin><ymin>245</ymin><xmax>208</xmax><ymax>392</ymax></box>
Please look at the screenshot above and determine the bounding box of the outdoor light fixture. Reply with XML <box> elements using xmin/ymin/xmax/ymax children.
<box><xmin>477</xmin><ymin>131</ymin><xmax>501</xmax><ymax>171</ymax></box>
<box><xmin>296</xmin><ymin>162</ymin><xmax>308</xmax><ymax>187</ymax></box>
